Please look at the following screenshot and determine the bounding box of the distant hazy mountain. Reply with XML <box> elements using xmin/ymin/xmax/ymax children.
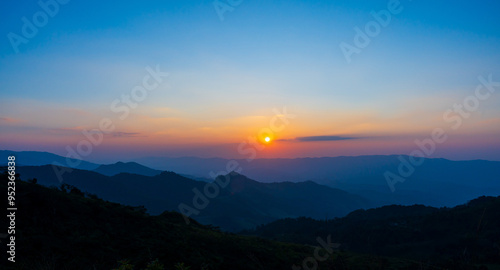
<box><xmin>0</xmin><ymin>150</ymin><xmax>99</xmax><ymax>170</ymax></box>
<box><xmin>93</xmin><ymin>161</ymin><xmax>162</xmax><ymax>176</ymax></box>
<box><xmin>134</xmin><ymin>155</ymin><xmax>500</xmax><ymax>207</ymax></box>
<box><xmin>7</xmin><ymin>150</ymin><xmax>500</xmax><ymax>208</ymax></box>
<box><xmin>16</xmin><ymin>165</ymin><xmax>371</xmax><ymax>231</ymax></box>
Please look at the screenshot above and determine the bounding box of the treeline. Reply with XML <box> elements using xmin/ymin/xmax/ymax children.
<box><xmin>243</xmin><ymin>197</ymin><xmax>500</xmax><ymax>269</ymax></box>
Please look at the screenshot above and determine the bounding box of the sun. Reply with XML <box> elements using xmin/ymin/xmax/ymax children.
<box><xmin>264</xmin><ymin>137</ymin><xmax>271</xmax><ymax>143</ymax></box>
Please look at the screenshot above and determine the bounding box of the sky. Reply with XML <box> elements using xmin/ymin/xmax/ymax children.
<box><xmin>1</xmin><ymin>0</ymin><xmax>500</xmax><ymax>163</ymax></box>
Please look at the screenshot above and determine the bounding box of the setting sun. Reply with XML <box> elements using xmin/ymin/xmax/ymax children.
<box><xmin>265</xmin><ymin>137</ymin><xmax>271</xmax><ymax>143</ymax></box>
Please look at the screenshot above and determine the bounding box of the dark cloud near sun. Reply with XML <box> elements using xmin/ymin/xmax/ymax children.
<box><xmin>277</xmin><ymin>135</ymin><xmax>360</xmax><ymax>142</ymax></box>
<box><xmin>295</xmin><ymin>135</ymin><xmax>358</xmax><ymax>142</ymax></box>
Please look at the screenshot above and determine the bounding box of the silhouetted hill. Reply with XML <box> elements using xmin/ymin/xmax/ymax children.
<box><xmin>0</xmin><ymin>150</ymin><xmax>99</xmax><ymax>170</ymax></box>
<box><xmin>244</xmin><ymin>197</ymin><xmax>500</xmax><ymax>268</ymax></box>
<box><xmin>16</xmin><ymin>166</ymin><xmax>371</xmax><ymax>231</ymax></box>
<box><xmin>0</xmin><ymin>172</ymin><xmax>316</xmax><ymax>270</ymax></box>
<box><xmin>16</xmin><ymin>165</ymin><xmax>203</xmax><ymax>214</ymax></box>
<box><xmin>93</xmin><ymin>161</ymin><xmax>162</xmax><ymax>176</ymax></box>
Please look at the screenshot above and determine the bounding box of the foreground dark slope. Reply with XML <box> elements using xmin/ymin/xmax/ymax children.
<box><xmin>0</xmin><ymin>176</ymin><xmax>314</xmax><ymax>269</ymax></box>
<box><xmin>16</xmin><ymin>165</ymin><xmax>371</xmax><ymax>231</ymax></box>
<box><xmin>1</xmin><ymin>174</ymin><xmax>447</xmax><ymax>270</ymax></box>
<box><xmin>245</xmin><ymin>197</ymin><xmax>500</xmax><ymax>268</ymax></box>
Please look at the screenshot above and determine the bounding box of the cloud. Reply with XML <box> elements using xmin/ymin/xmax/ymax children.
<box><xmin>296</xmin><ymin>135</ymin><xmax>357</xmax><ymax>142</ymax></box>
<box><xmin>278</xmin><ymin>135</ymin><xmax>359</xmax><ymax>142</ymax></box>
<box><xmin>54</xmin><ymin>126</ymin><xmax>85</xmax><ymax>131</ymax></box>
<box><xmin>111</xmin><ymin>132</ymin><xmax>144</xmax><ymax>138</ymax></box>
<box><xmin>47</xmin><ymin>126</ymin><xmax>86</xmax><ymax>135</ymax></box>
<box><xmin>0</xmin><ymin>117</ymin><xmax>22</xmax><ymax>123</ymax></box>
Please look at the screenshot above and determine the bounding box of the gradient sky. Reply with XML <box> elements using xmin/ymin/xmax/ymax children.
<box><xmin>1</xmin><ymin>0</ymin><xmax>500</xmax><ymax>163</ymax></box>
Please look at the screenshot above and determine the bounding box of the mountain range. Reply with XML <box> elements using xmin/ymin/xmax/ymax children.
<box><xmin>2</xmin><ymin>167</ymin><xmax>498</xmax><ymax>269</ymax></box>
<box><xmin>133</xmin><ymin>155</ymin><xmax>500</xmax><ymax>207</ymax></box>
<box><xmin>3</xmin><ymin>149</ymin><xmax>500</xmax><ymax>268</ymax></box>
<box><xmin>4</xmin><ymin>150</ymin><xmax>500</xmax><ymax>207</ymax></box>
<box><xmin>4</xmin><ymin>150</ymin><xmax>500</xmax><ymax>231</ymax></box>
<box><xmin>16</xmin><ymin>165</ymin><xmax>370</xmax><ymax>231</ymax></box>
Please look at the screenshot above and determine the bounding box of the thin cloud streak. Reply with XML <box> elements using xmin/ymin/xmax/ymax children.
<box><xmin>296</xmin><ymin>135</ymin><xmax>358</xmax><ymax>142</ymax></box>
<box><xmin>111</xmin><ymin>132</ymin><xmax>144</xmax><ymax>138</ymax></box>
<box><xmin>278</xmin><ymin>135</ymin><xmax>360</xmax><ymax>142</ymax></box>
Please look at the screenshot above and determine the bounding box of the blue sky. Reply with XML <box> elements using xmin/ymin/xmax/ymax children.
<box><xmin>1</xmin><ymin>0</ymin><xmax>500</xmax><ymax>162</ymax></box>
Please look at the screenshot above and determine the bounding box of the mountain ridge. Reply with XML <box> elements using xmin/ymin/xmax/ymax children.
<box><xmin>6</xmin><ymin>150</ymin><xmax>500</xmax><ymax>208</ymax></box>
<box><xmin>16</xmin><ymin>164</ymin><xmax>371</xmax><ymax>231</ymax></box>
<box><xmin>93</xmin><ymin>161</ymin><xmax>162</xmax><ymax>176</ymax></box>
